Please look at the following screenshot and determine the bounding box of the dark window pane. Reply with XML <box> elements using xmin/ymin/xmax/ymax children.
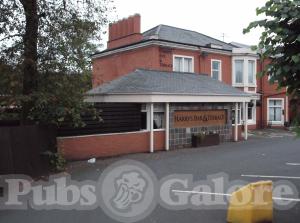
<box><xmin>141</xmin><ymin>112</ymin><xmax>147</xmax><ymax>130</ymax></box>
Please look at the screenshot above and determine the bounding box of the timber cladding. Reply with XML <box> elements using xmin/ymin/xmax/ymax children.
<box><xmin>58</xmin><ymin>103</ymin><xmax>141</xmax><ymax>137</ymax></box>
<box><xmin>173</xmin><ymin>110</ymin><xmax>227</xmax><ymax>128</ymax></box>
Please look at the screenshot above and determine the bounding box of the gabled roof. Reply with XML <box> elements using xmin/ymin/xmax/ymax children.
<box><xmin>87</xmin><ymin>69</ymin><xmax>250</xmax><ymax>97</ymax></box>
<box><xmin>143</xmin><ymin>25</ymin><xmax>233</xmax><ymax>51</ymax></box>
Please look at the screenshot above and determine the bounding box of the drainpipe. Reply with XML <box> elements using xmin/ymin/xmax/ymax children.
<box><xmin>165</xmin><ymin>103</ymin><xmax>170</xmax><ymax>151</ymax></box>
<box><xmin>234</xmin><ymin>102</ymin><xmax>239</xmax><ymax>142</ymax></box>
<box><xmin>150</xmin><ymin>103</ymin><xmax>154</xmax><ymax>153</ymax></box>
<box><xmin>259</xmin><ymin>57</ymin><xmax>264</xmax><ymax>129</ymax></box>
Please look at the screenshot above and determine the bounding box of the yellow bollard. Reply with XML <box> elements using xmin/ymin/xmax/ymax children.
<box><xmin>227</xmin><ymin>181</ymin><xmax>273</xmax><ymax>223</ymax></box>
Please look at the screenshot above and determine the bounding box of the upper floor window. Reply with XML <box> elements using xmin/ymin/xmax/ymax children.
<box><xmin>248</xmin><ymin>60</ymin><xmax>255</xmax><ymax>84</ymax></box>
<box><xmin>211</xmin><ymin>60</ymin><xmax>222</xmax><ymax>80</ymax></box>
<box><xmin>234</xmin><ymin>60</ymin><xmax>244</xmax><ymax>84</ymax></box>
<box><xmin>233</xmin><ymin>57</ymin><xmax>257</xmax><ymax>86</ymax></box>
<box><xmin>173</xmin><ymin>55</ymin><xmax>194</xmax><ymax>73</ymax></box>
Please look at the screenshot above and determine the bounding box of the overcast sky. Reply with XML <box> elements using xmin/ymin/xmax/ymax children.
<box><xmin>102</xmin><ymin>0</ymin><xmax>266</xmax><ymax>48</ymax></box>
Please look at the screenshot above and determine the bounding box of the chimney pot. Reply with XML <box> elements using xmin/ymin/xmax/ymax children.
<box><xmin>107</xmin><ymin>14</ymin><xmax>142</xmax><ymax>49</ymax></box>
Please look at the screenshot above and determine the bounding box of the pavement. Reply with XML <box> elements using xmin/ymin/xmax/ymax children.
<box><xmin>1</xmin><ymin>129</ymin><xmax>300</xmax><ymax>223</ymax></box>
<box><xmin>248</xmin><ymin>128</ymin><xmax>296</xmax><ymax>138</ymax></box>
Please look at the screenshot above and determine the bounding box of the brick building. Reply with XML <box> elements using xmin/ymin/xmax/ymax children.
<box><xmin>58</xmin><ymin>14</ymin><xmax>290</xmax><ymax>160</ymax></box>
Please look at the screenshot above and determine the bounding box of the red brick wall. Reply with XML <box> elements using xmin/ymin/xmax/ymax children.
<box><xmin>57</xmin><ymin>131</ymin><xmax>165</xmax><ymax>160</ymax></box>
<box><xmin>199</xmin><ymin>52</ymin><xmax>232</xmax><ymax>85</ymax></box>
<box><xmin>92</xmin><ymin>45</ymin><xmax>160</xmax><ymax>87</ymax></box>
<box><xmin>257</xmin><ymin>59</ymin><xmax>288</xmax><ymax>127</ymax></box>
<box><xmin>108</xmin><ymin>14</ymin><xmax>143</xmax><ymax>49</ymax></box>
<box><xmin>92</xmin><ymin>46</ymin><xmax>235</xmax><ymax>87</ymax></box>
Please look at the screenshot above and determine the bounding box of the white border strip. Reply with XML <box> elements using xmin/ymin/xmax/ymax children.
<box><xmin>57</xmin><ymin>129</ymin><xmax>166</xmax><ymax>139</ymax></box>
<box><xmin>92</xmin><ymin>40</ymin><xmax>234</xmax><ymax>59</ymax></box>
<box><xmin>172</xmin><ymin>190</ymin><xmax>300</xmax><ymax>202</ymax></box>
<box><xmin>172</xmin><ymin>189</ymin><xmax>232</xmax><ymax>197</ymax></box>
<box><xmin>286</xmin><ymin>163</ymin><xmax>300</xmax><ymax>166</ymax></box>
<box><xmin>241</xmin><ymin>174</ymin><xmax>300</xmax><ymax>180</ymax></box>
<box><xmin>57</xmin><ymin>130</ymin><xmax>149</xmax><ymax>139</ymax></box>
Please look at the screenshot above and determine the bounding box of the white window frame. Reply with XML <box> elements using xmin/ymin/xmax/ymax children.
<box><xmin>247</xmin><ymin>60</ymin><xmax>256</xmax><ymax>85</ymax></box>
<box><xmin>267</xmin><ymin>98</ymin><xmax>285</xmax><ymax>125</ymax></box>
<box><xmin>211</xmin><ymin>59</ymin><xmax>222</xmax><ymax>81</ymax></box>
<box><xmin>141</xmin><ymin>103</ymin><xmax>166</xmax><ymax>131</ymax></box>
<box><xmin>173</xmin><ymin>55</ymin><xmax>194</xmax><ymax>73</ymax></box>
<box><xmin>153</xmin><ymin>103</ymin><xmax>166</xmax><ymax>131</ymax></box>
<box><xmin>232</xmin><ymin>57</ymin><xmax>257</xmax><ymax>87</ymax></box>
<box><xmin>141</xmin><ymin>104</ymin><xmax>150</xmax><ymax>131</ymax></box>
<box><xmin>233</xmin><ymin>59</ymin><xmax>244</xmax><ymax>86</ymax></box>
<box><xmin>232</xmin><ymin>102</ymin><xmax>256</xmax><ymax>126</ymax></box>
<box><xmin>247</xmin><ymin>102</ymin><xmax>256</xmax><ymax>124</ymax></box>
<box><xmin>232</xmin><ymin>103</ymin><xmax>242</xmax><ymax>126</ymax></box>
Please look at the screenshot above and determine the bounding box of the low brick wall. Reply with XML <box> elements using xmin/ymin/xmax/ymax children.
<box><xmin>57</xmin><ymin>130</ymin><xmax>165</xmax><ymax>161</ymax></box>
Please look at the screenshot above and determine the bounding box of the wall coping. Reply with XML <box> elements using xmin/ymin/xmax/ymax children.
<box><xmin>57</xmin><ymin>129</ymin><xmax>165</xmax><ymax>140</ymax></box>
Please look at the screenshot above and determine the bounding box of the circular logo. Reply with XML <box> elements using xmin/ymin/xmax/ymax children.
<box><xmin>98</xmin><ymin>160</ymin><xmax>157</xmax><ymax>223</ymax></box>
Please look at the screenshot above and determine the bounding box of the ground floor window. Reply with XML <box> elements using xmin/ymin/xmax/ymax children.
<box><xmin>141</xmin><ymin>103</ymin><xmax>165</xmax><ymax>130</ymax></box>
<box><xmin>268</xmin><ymin>99</ymin><xmax>284</xmax><ymax>123</ymax></box>
<box><xmin>154</xmin><ymin>103</ymin><xmax>165</xmax><ymax>129</ymax></box>
<box><xmin>141</xmin><ymin>112</ymin><xmax>147</xmax><ymax>130</ymax></box>
<box><xmin>232</xmin><ymin>102</ymin><xmax>256</xmax><ymax>125</ymax></box>
<box><xmin>232</xmin><ymin>104</ymin><xmax>242</xmax><ymax>125</ymax></box>
<box><xmin>154</xmin><ymin>112</ymin><xmax>165</xmax><ymax>129</ymax></box>
<box><xmin>247</xmin><ymin>101</ymin><xmax>256</xmax><ymax>123</ymax></box>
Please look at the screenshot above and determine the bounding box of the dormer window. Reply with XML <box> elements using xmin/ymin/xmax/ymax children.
<box><xmin>207</xmin><ymin>43</ymin><xmax>223</xmax><ymax>49</ymax></box>
<box><xmin>173</xmin><ymin>55</ymin><xmax>194</xmax><ymax>73</ymax></box>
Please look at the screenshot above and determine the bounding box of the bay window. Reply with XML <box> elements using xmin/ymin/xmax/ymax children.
<box><xmin>234</xmin><ymin>60</ymin><xmax>244</xmax><ymax>84</ymax></box>
<box><xmin>233</xmin><ymin>57</ymin><xmax>257</xmax><ymax>86</ymax></box>
<box><xmin>248</xmin><ymin>60</ymin><xmax>255</xmax><ymax>84</ymax></box>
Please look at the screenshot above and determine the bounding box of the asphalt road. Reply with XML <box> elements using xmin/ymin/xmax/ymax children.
<box><xmin>1</xmin><ymin>132</ymin><xmax>300</xmax><ymax>223</ymax></box>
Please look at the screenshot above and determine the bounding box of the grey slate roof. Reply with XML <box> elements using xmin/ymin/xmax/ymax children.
<box><xmin>143</xmin><ymin>25</ymin><xmax>233</xmax><ymax>51</ymax></box>
<box><xmin>229</xmin><ymin>41</ymin><xmax>251</xmax><ymax>48</ymax></box>
<box><xmin>87</xmin><ymin>69</ymin><xmax>251</xmax><ymax>97</ymax></box>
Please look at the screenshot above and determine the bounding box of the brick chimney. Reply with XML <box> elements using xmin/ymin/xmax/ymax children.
<box><xmin>108</xmin><ymin>14</ymin><xmax>143</xmax><ymax>49</ymax></box>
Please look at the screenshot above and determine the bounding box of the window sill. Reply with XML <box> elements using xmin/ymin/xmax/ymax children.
<box><xmin>154</xmin><ymin>129</ymin><xmax>165</xmax><ymax>132</ymax></box>
<box><xmin>231</xmin><ymin>123</ymin><xmax>242</xmax><ymax>126</ymax></box>
<box><xmin>232</xmin><ymin>83</ymin><xmax>244</xmax><ymax>87</ymax></box>
<box><xmin>232</xmin><ymin>84</ymin><xmax>257</xmax><ymax>88</ymax></box>
<box><xmin>268</xmin><ymin>121</ymin><xmax>284</xmax><ymax>126</ymax></box>
<box><xmin>247</xmin><ymin>120</ymin><xmax>256</xmax><ymax>125</ymax></box>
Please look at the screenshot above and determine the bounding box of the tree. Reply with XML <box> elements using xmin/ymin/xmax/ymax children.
<box><xmin>244</xmin><ymin>0</ymin><xmax>300</xmax><ymax>96</ymax></box>
<box><xmin>0</xmin><ymin>0</ymin><xmax>114</xmax><ymax>126</ymax></box>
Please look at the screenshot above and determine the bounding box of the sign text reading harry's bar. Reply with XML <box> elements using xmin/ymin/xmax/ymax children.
<box><xmin>174</xmin><ymin>110</ymin><xmax>227</xmax><ymax>128</ymax></box>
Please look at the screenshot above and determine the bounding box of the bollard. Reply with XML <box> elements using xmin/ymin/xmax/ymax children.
<box><xmin>227</xmin><ymin>181</ymin><xmax>273</xmax><ymax>223</ymax></box>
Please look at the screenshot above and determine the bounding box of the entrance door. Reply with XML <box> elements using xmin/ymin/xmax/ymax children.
<box><xmin>267</xmin><ymin>98</ymin><xmax>284</xmax><ymax>126</ymax></box>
